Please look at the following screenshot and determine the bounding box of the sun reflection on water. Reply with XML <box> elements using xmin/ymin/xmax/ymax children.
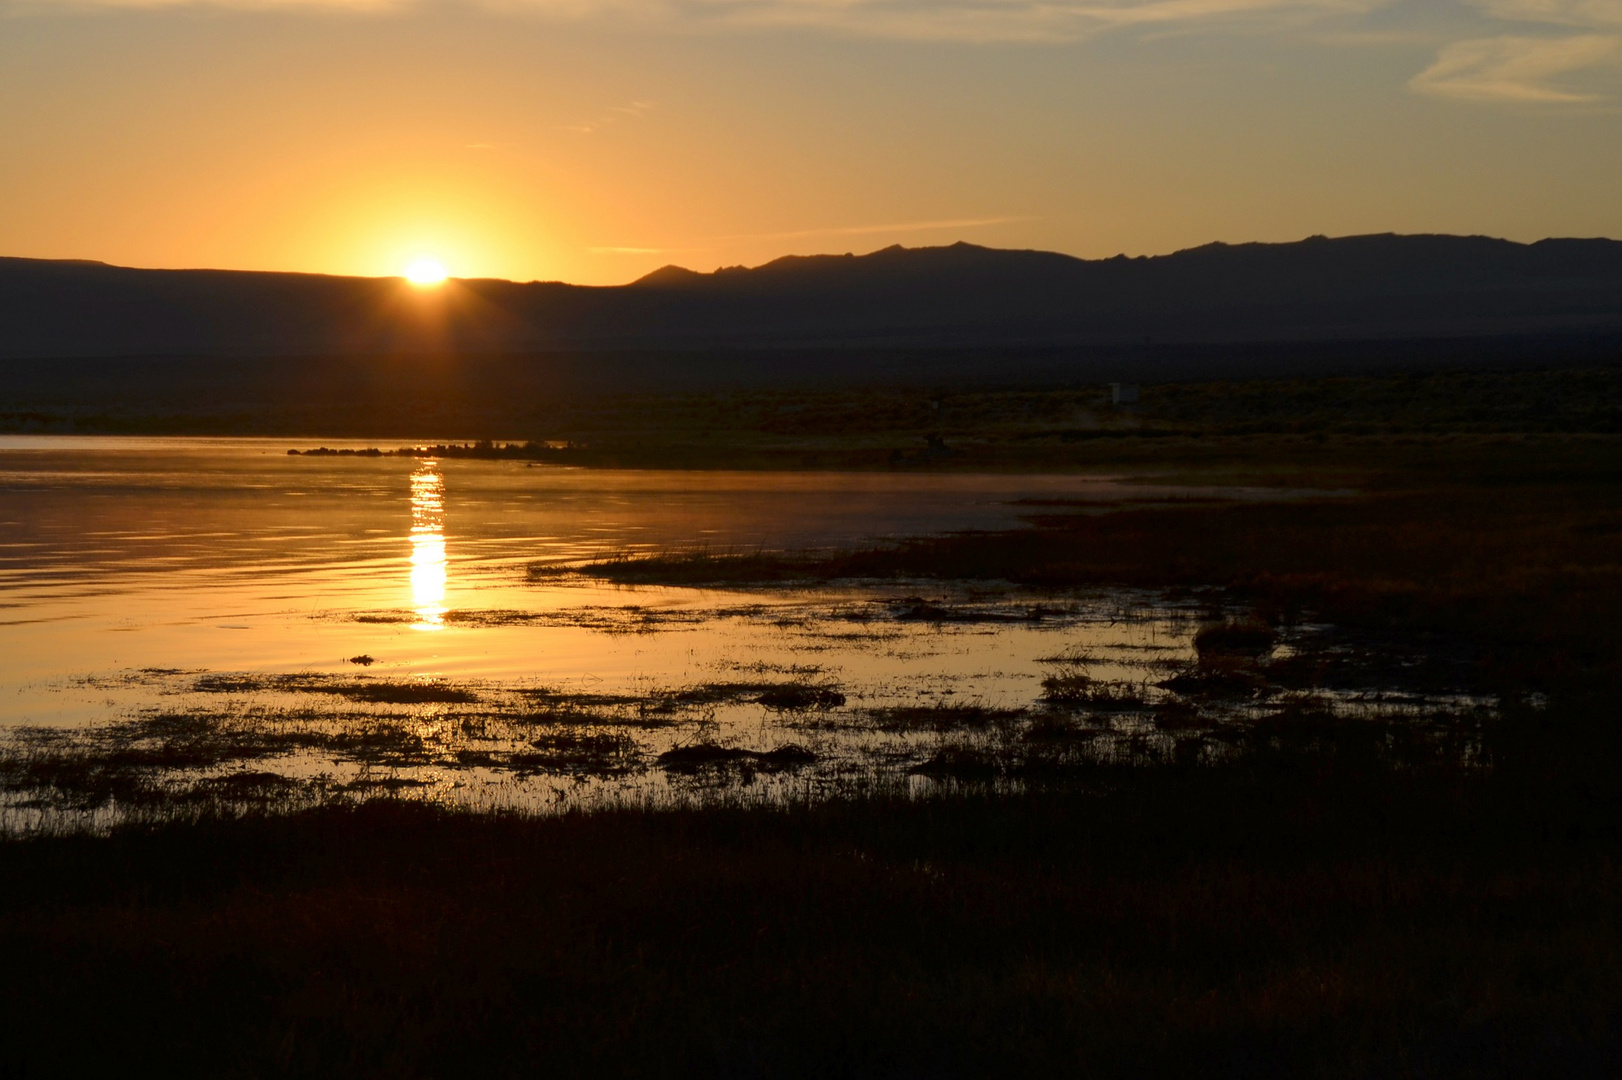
<box><xmin>410</xmin><ymin>463</ymin><xmax>447</xmax><ymax>629</ymax></box>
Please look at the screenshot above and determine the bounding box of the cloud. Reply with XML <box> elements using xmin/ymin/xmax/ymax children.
<box><xmin>634</xmin><ymin>0</ymin><xmax>1383</xmax><ymax>44</ymax></box>
<box><xmin>716</xmin><ymin>214</ymin><xmax>1030</xmax><ymax>242</ymax></box>
<box><xmin>9</xmin><ymin>0</ymin><xmax>1384</xmax><ymax>42</ymax></box>
<box><xmin>1410</xmin><ymin>0</ymin><xmax>1622</xmax><ymax>106</ymax></box>
<box><xmin>562</xmin><ymin>99</ymin><xmax>655</xmax><ymax>135</ymax></box>
<box><xmin>1409</xmin><ymin>33</ymin><xmax>1619</xmax><ymax>101</ymax></box>
<box><xmin>7</xmin><ymin>0</ymin><xmax>400</xmax><ymax>9</ymax></box>
<box><xmin>589</xmin><ymin>215</ymin><xmax>1024</xmax><ymax>258</ymax></box>
<box><xmin>1470</xmin><ymin>0</ymin><xmax>1622</xmax><ymax>28</ymax></box>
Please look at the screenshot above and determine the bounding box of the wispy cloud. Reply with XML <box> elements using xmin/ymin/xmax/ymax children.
<box><xmin>1471</xmin><ymin>0</ymin><xmax>1622</xmax><ymax>28</ymax></box>
<box><xmin>10</xmin><ymin>0</ymin><xmax>1384</xmax><ymax>42</ymax></box>
<box><xmin>588</xmin><ymin>216</ymin><xmax>1024</xmax><ymax>260</ymax></box>
<box><xmin>715</xmin><ymin>215</ymin><xmax>1030</xmax><ymax>242</ymax></box>
<box><xmin>563</xmin><ymin>99</ymin><xmax>655</xmax><ymax>135</ymax></box>
<box><xmin>638</xmin><ymin>0</ymin><xmax>1383</xmax><ymax>44</ymax></box>
<box><xmin>1300</xmin><ymin>27</ymin><xmax>1444</xmax><ymax>45</ymax></box>
<box><xmin>1409</xmin><ymin>33</ymin><xmax>1619</xmax><ymax>102</ymax></box>
<box><xmin>7</xmin><ymin>0</ymin><xmax>401</xmax><ymax>10</ymax></box>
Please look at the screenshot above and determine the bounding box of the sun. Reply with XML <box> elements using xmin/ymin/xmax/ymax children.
<box><xmin>403</xmin><ymin>257</ymin><xmax>449</xmax><ymax>287</ymax></box>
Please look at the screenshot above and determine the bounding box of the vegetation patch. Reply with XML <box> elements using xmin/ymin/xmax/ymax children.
<box><xmin>752</xmin><ymin>685</ymin><xmax>847</xmax><ymax>710</ymax></box>
<box><xmin>509</xmin><ymin>731</ymin><xmax>643</xmax><ymax>777</ymax></box>
<box><xmin>1193</xmin><ymin>617</ymin><xmax>1278</xmax><ymax>657</ymax></box>
<box><xmin>191</xmin><ymin>673</ymin><xmax>479</xmax><ymax>705</ymax></box>
<box><xmin>656</xmin><ymin>743</ymin><xmax>818</xmax><ymax>771</ymax></box>
<box><xmin>1039</xmin><ymin>670</ymin><xmax>1149</xmax><ymax>711</ymax></box>
<box><xmin>870</xmin><ymin>704</ymin><xmax>1026</xmax><ymax>732</ymax></box>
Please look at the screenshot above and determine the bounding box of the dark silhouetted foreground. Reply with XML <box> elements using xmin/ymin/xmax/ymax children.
<box><xmin>6</xmin><ymin>373</ymin><xmax>1622</xmax><ymax>1078</ymax></box>
<box><xmin>3</xmin><ymin>729</ymin><xmax>1620</xmax><ymax>1079</ymax></box>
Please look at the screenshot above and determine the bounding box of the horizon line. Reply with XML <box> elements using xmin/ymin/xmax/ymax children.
<box><xmin>2</xmin><ymin>230</ymin><xmax>1615</xmax><ymax>287</ymax></box>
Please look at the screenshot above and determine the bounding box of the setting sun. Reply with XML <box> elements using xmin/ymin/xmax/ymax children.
<box><xmin>403</xmin><ymin>257</ymin><xmax>448</xmax><ymax>287</ymax></box>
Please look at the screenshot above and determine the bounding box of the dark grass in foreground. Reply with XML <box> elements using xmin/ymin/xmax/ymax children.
<box><xmin>3</xmin><ymin>707</ymin><xmax>1620</xmax><ymax>1080</ymax></box>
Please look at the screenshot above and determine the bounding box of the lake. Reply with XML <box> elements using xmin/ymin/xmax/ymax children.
<box><xmin>0</xmin><ymin>436</ymin><xmax>1463</xmax><ymax>828</ymax></box>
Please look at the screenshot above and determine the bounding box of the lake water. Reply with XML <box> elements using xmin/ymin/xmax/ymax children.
<box><xmin>0</xmin><ymin>436</ymin><xmax>1456</xmax><ymax>827</ymax></box>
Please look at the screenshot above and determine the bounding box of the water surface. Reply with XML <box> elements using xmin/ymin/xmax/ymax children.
<box><xmin>0</xmin><ymin>436</ymin><xmax>1467</xmax><ymax>825</ymax></box>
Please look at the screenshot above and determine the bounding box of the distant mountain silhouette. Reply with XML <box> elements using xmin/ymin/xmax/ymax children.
<box><xmin>4</xmin><ymin>234</ymin><xmax>1622</xmax><ymax>358</ymax></box>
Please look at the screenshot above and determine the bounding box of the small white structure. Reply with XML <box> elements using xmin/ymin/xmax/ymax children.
<box><xmin>1109</xmin><ymin>382</ymin><xmax>1140</xmax><ymax>405</ymax></box>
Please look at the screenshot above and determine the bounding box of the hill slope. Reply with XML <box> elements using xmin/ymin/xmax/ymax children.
<box><xmin>3</xmin><ymin>234</ymin><xmax>1622</xmax><ymax>358</ymax></box>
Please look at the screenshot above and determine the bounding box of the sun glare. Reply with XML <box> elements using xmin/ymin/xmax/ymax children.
<box><xmin>404</xmin><ymin>257</ymin><xmax>449</xmax><ymax>287</ymax></box>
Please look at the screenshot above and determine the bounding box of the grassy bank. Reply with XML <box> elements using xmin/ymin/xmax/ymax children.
<box><xmin>9</xmin><ymin>361</ymin><xmax>1622</xmax><ymax>470</ymax></box>
<box><xmin>3</xmin><ymin>712</ymin><xmax>1620</xmax><ymax>1079</ymax></box>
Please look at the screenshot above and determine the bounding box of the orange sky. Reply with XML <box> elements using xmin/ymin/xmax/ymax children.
<box><xmin>3</xmin><ymin>0</ymin><xmax>1620</xmax><ymax>284</ymax></box>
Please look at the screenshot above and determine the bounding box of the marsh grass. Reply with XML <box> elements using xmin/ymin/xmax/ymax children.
<box><xmin>1040</xmin><ymin>669</ymin><xmax>1151</xmax><ymax>711</ymax></box>
<box><xmin>647</xmin><ymin>680</ymin><xmax>846</xmax><ymax>711</ymax></box>
<box><xmin>529</xmin><ymin>547</ymin><xmax>820</xmax><ymax>586</ymax></box>
<box><xmin>871</xmin><ymin>703</ymin><xmax>1028</xmax><ymax>732</ymax></box>
<box><xmin>2</xmin><ymin>633</ymin><xmax>1506</xmax><ymax>826</ymax></box>
<box><xmin>655</xmin><ymin>743</ymin><xmax>819</xmax><ymax>772</ymax></box>
<box><xmin>1193</xmin><ymin>617</ymin><xmax>1278</xmax><ymax>657</ymax></box>
<box><xmin>0</xmin><ymin>671</ymin><xmax>857</xmax><ymax>819</ymax></box>
<box><xmin>560</xmin><ymin>448</ymin><xmax>1622</xmax><ymax>711</ymax></box>
<box><xmin>192</xmin><ymin>673</ymin><xmax>480</xmax><ymax>705</ymax></box>
<box><xmin>0</xmin><ymin>646</ymin><xmax>1603</xmax><ymax>1077</ymax></box>
<box><xmin>1157</xmin><ymin>659</ymin><xmax>1269</xmax><ymax>701</ymax></box>
<box><xmin>511</xmin><ymin>730</ymin><xmax>643</xmax><ymax>776</ymax></box>
<box><xmin>753</xmin><ymin>685</ymin><xmax>847</xmax><ymax>710</ymax></box>
<box><xmin>14</xmin><ymin>736</ymin><xmax>1616</xmax><ymax>1080</ymax></box>
<box><xmin>0</xmin><ymin>701</ymin><xmax>643</xmax><ymax>815</ymax></box>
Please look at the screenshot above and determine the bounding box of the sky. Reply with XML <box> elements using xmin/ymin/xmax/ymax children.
<box><xmin>2</xmin><ymin>0</ymin><xmax>1620</xmax><ymax>284</ymax></box>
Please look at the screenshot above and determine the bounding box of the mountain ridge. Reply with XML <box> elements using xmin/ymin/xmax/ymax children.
<box><xmin>4</xmin><ymin>232</ymin><xmax>1622</xmax><ymax>359</ymax></box>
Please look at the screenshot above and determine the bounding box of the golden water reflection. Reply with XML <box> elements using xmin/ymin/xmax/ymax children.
<box><xmin>410</xmin><ymin>463</ymin><xmax>447</xmax><ymax>629</ymax></box>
